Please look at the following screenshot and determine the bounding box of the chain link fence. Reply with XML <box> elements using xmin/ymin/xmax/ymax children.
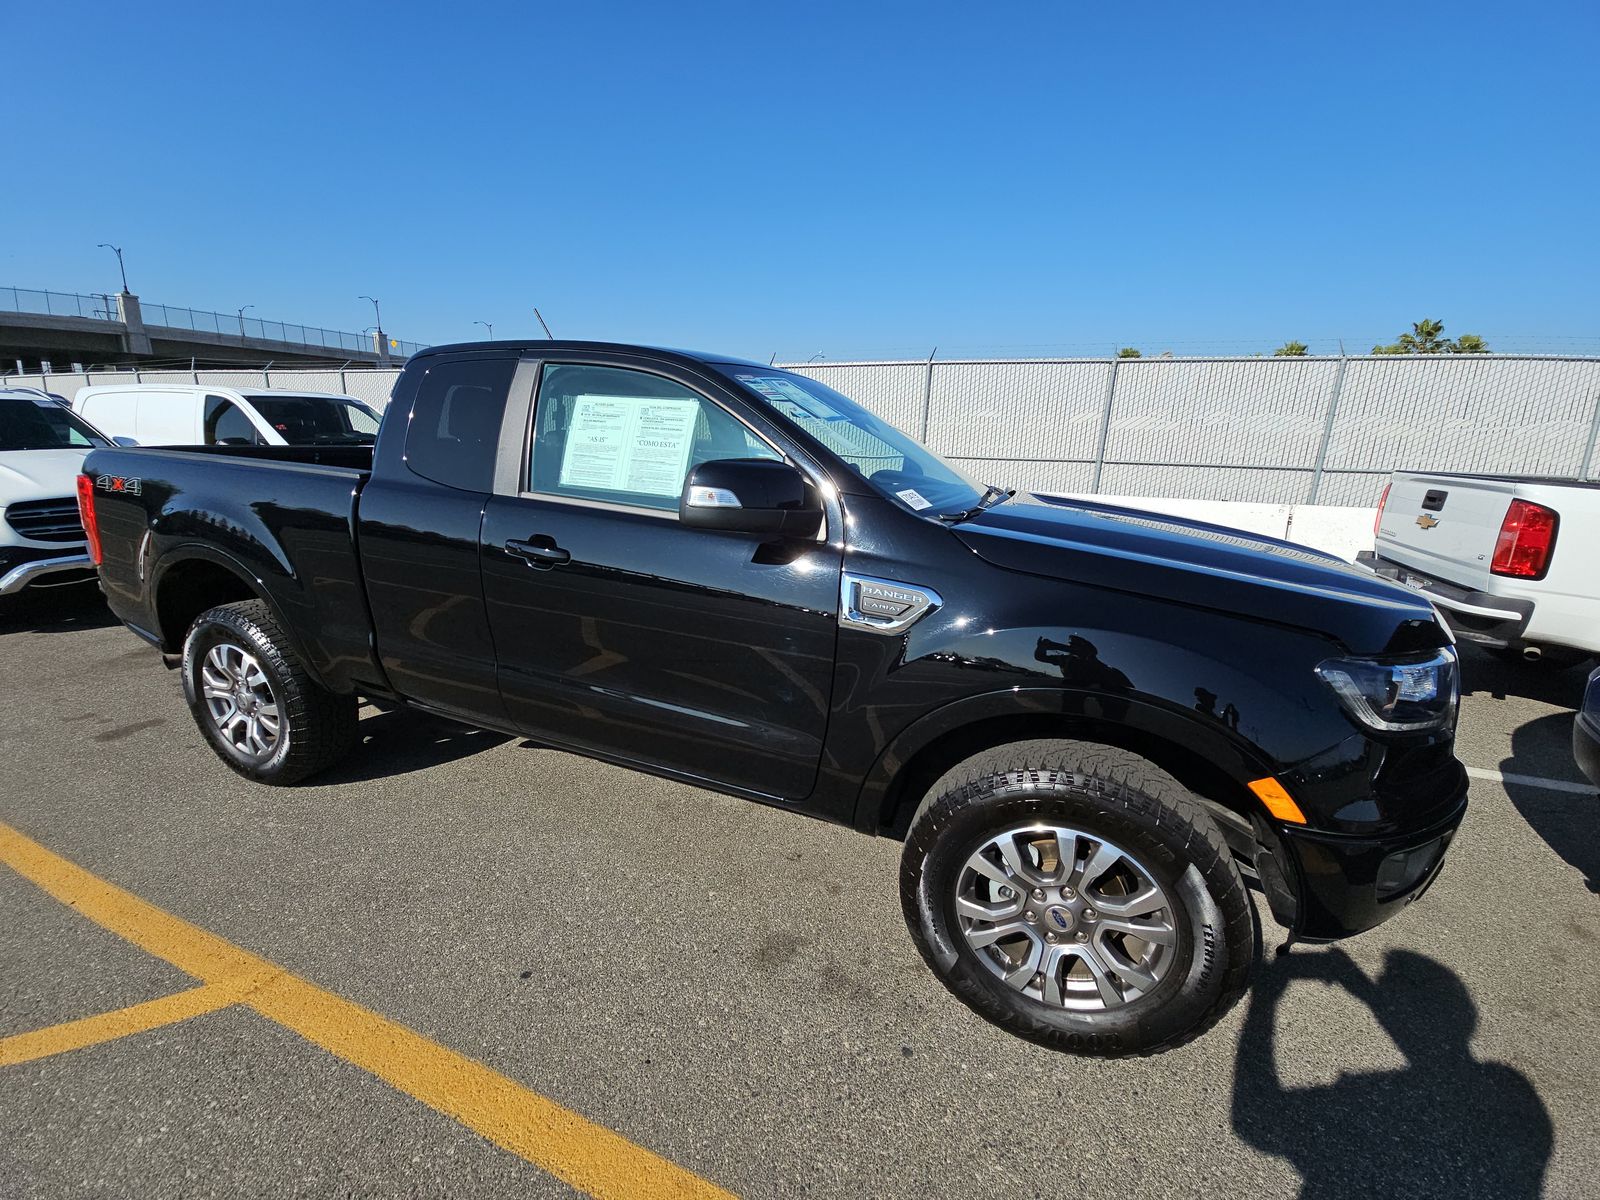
<box><xmin>7</xmin><ymin>355</ymin><xmax>1598</xmax><ymax>506</ymax></box>
<box><xmin>786</xmin><ymin>355</ymin><xmax>1600</xmax><ymax>506</ymax></box>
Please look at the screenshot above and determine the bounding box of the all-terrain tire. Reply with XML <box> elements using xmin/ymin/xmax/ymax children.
<box><xmin>901</xmin><ymin>739</ymin><xmax>1255</xmax><ymax>1057</ymax></box>
<box><xmin>181</xmin><ymin>600</ymin><xmax>358</xmax><ymax>785</ymax></box>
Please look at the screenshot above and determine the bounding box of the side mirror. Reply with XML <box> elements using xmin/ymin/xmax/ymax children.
<box><xmin>680</xmin><ymin>459</ymin><xmax>823</xmax><ymax>537</ymax></box>
<box><xmin>112</xmin><ymin>435</ymin><xmax>140</xmax><ymax>447</ymax></box>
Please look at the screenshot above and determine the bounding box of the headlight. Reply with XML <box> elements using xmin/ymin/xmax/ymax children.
<box><xmin>1315</xmin><ymin>647</ymin><xmax>1459</xmax><ymax>734</ymax></box>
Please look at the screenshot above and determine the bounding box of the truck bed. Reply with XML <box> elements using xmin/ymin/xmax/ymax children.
<box><xmin>83</xmin><ymin>442</ymin><xmax>383</xmax><ymax>695</ymax></box>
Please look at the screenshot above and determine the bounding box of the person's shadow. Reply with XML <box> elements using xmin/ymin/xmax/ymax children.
<box><xmin>1233</xmin><ymin>947</ymin><xmax>1552</xmax><ymax>1199</ymax></box>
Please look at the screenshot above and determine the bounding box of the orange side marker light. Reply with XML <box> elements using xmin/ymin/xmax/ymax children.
<box><xmin>1247</xmin><ymin>776</ymin><xmax>1307</xmax><ymax>824</ymax></box>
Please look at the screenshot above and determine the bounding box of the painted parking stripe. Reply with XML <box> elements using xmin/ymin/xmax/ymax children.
<box><xmin>1465</xmin><ymin>766</ymin><xmax>1596</xmax><ymax>796</ymax></box>
<box><xmin>0</xmin><ymin>984</ymin><xmax>235</xmax><ymax>1067</ymax></box>
<box><xmin>0</xmin><ymin>821</ymin><xmax>732</xmax><ymax>1200</ymax></box>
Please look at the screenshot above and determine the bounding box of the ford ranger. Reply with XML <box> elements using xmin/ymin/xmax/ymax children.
<box><xmin>79</xmin><ymin>341</ymin><xmax>1469</xmax><ymax>1055</ymax></box>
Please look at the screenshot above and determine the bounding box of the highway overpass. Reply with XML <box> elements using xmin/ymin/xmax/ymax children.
<box><xmin>2</xmin><ymin>287</ymin><xmax>427</xmax><ymax>370</ymax></box>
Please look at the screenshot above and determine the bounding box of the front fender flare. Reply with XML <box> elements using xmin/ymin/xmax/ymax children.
<box><xmin>850</xmin><ymin>685</ymin><xmax>1279</xmax><ymax>835</ymax></box>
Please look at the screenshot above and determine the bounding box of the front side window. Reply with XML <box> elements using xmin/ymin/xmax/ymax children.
<box><xmin>528</xmin><ymin>364</ymin><xmax>779</xmax><ymax>512</ymax></box>
<box><xmin>203</xmin><ymin>397</ymin><xmax>263</xmax><ymax>446</ymax></box>
<box><xmin>403</xmin><ymin>357</ymin><xmax>517</xmax><ymax>491</ymax></box>
<box><xmin>0</xmin><ymin>398</ymin><xmax>110</xmax><ymax>451</ymax></box>
<box><xmin>247</xmin><ymin>395</ymin><xmax>380</xmax><ymax>445</ymax></box>
<box><xmin>714</xmin><ymin>367</ymin><xmax>986</xmax><ymax>517</ymax></box>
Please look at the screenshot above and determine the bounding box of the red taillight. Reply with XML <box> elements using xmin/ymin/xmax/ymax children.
<box><xmin>1491</xmin><ymin>499</ymin><xmax>1558</xmax><ymax>579</ymax></box>
<box><xmin>76</xmin><ymin>473</ymin><xmax>102</xmax><ymax>565</ymax></box>
<box><xmin>1373</xmin><ymin>482</ymin><xmax>1391</xmax><ymax>538</ymax></box>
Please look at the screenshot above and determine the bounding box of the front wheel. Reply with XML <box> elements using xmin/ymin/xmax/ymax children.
<box><xmin>901</xmin><ymin>740</ymin><xmax>1255</xmax><ymax>1056</ymax></box>
<box><xmin>181</xmin><ymin>599</ymin><xmax>358</xmax><ymax>785</ymax></box>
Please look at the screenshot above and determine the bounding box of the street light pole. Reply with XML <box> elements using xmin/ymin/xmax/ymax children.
<box><xmin>359</xmin><ymin>296</ymin><xmax>386</xmax><ymax>363</ymax></box>
<box><xmin>474</xmin><ymin>320</ymin><xmax>494</xmax><ymax>340</ymax></box>
<box><xmin>236</xmin><ymin>304</ymin><xmax>255</xmax><ymax>339</ymax></box>
<box><xmin>98</xmin><ymin>244</ymin><xmax>129</xmax><ymax>293</ymax></box>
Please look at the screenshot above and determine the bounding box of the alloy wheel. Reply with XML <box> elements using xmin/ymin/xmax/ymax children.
<box><xmin>955</xmin><ymin>823</ymin><xmax>1179</xmax><ymax>1011</ymax></box>
<box><xmin>200</xmin><ymin>641</ymin><xmax>283</xmax><ymax>761</ymax></box>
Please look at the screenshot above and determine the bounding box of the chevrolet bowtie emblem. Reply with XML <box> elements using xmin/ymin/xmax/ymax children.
<box><xmin>1416</xmin><ymin>513</ymin><xmax>1440</xmax><ymax>530</ymax></box>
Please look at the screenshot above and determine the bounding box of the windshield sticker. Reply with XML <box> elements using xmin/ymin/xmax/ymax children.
<box><xmin>558</xmin><ymin>394</ymin><xmax>699</xmax><ymax>497</ymax></box>
<box><xmin>896</xmin><ymin>488</ymin><xmax>932</xmax><ymax>511</ymax></box>
<box><xmin>737</xmin><ymin>375</ymin><xmax>843</xmax><ymax>420</ymax></box>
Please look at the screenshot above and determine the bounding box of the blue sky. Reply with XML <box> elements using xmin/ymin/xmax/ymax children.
<box><xmin>3</xmin><ymin>1</ymin><xmax>1596</xmax><ymax>360</ymax></box>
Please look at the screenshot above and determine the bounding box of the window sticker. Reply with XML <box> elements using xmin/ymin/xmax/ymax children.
<box><xmin>896</xmin><ymin>488</ymin><xmax>932</xmax><ymax>511</ymax></box>
<box><xmin>558</xmin><ymin>394</ymin><xmax>699</xmax><ymax>497</ymax></box>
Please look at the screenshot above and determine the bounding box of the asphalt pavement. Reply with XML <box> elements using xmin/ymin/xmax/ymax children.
<box><xmin>2</xmin><ymin>585</ymin><xmax>1597</xmax><ymax>1199</ymax></box>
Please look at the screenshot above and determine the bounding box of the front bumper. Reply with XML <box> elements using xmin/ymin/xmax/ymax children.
<box><xmin>1356</xmin><ymin>551</ymin><xmax>1531</xmax><ymax>649</ymax></box>
<box><xmin>0</xmin><ymin>548</ymin><xmax>96</xmax><ymax>596</ymax></box>
<box><xmin>1280</xmin><ymin>790</ymin><xmax>1469</xmax><ymax>941</ymax></box>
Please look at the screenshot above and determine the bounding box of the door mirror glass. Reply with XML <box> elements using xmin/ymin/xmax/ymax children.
<box><xmin>679</xmin><ymin>459</ymin><xmax>822</xmax><ymax>536</ymax></box>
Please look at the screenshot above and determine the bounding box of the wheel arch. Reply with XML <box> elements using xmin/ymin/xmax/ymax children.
<box><xmin>857</xmin><ymin>688</ymin><xmax>1277</xmax><ymax>843</ymax></box>
<box><xmin>151</xmin><ymin>548</ymin><xmax>331</xmax><ymax>692</ymax></box>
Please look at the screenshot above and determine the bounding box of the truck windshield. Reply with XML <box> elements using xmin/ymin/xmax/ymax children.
<box><xmin>249</xmin><ymin>395</ymin><xmax>381</xmax><ymax>445</ymax></box>
<box><xmin>0</xmin><ymin>398</ymin><xmax>111</xmax><ymax>451</ymax></box>
<box><xmin>718</xmin><ymin>368</ymin><xmax>990</xmax><ymax>517</ymax></box>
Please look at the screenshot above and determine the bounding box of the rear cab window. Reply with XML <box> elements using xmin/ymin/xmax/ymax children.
<box><xmin>403</xmin><ymin>357</ymin><xmax>519</xmax><ymax>491</ymax></box>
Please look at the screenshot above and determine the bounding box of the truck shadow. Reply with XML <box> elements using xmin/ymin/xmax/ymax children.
<box><xmin>316</xmin><ymin>708</ymin><xmax>512</xmax><ymax>784</ymax></box>
<box><xmin>1232</xmin><ymin>946</ymin><xmax>1552</xmax><ymax>1199</ymax></box>
<box><xmin>1501</xmin><ymin>712</ymin><xmax>1599</xmax><ymax>893</ymax></box>
<box><xmin>1457</xmin><ymin>643</ymin><xmax>1593</xmax><ymax>708</ymax></box>
<box><xmin>0</xmin><ymin>585</ymin><xmax>118</xmax><ymax>636</ymax></box>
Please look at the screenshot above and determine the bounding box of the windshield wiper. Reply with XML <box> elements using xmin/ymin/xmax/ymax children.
<box><xmin>938</xmin><ymin>484</ymin><xmax>1015</xmax><ymax>523</ymax></box>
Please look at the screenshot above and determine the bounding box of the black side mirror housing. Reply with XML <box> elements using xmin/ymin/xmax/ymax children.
<box><xmin>679</xmin><ymin>459</ymin><xmax>823</xmax><ymax>537</ymax></box>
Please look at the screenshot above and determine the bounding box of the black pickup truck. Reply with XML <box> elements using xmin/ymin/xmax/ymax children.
<box><xmin>80</xmin><ymin>341</ymin><xmax>1468</xmax><ymax>1055</ymax></box>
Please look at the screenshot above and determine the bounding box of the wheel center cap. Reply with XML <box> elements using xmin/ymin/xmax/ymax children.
<box><xmin>1044</xmin><ymin>905</ymin><xmax>1075</xmax><ymax>932</ymax></box>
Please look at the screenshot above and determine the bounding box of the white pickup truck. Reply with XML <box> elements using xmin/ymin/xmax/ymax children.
<box><xmin>1358</xmin><ymin>472</ymin><xmax>1599</xmax><ymax>667</ymax></box>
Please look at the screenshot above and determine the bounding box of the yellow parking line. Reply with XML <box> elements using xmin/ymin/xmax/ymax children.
<box><xmin>0</xmin><ymin>984</ymin><xmax>235</xmax><ymax>1067</ymax></box>
<box><xmin>0</xmin><ymin>821</ymin><xmax>733</xmax><ymax>1200</ymax></box>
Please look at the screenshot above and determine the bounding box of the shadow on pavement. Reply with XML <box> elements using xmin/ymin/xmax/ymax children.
<box><xmin>1233</xmin><ymin>946</ymin><xmax>1552</xmax><ymax>1199</ymax></box>
<box><xmin>315</xmin><ymin>707</ymin><xmax>512</xmax><ymax>785</ymax></box>
<box><xmin>0</xmin><ymin>584</ymin><xmax>117</xmax><ymax>636</ymax></box>
<box><xmin>1501</xmin><ymin>712</ymin><xmax>1599</xmax><ymax>893</ymax></box>
<box><xmin>1457</xmin><ymin>643</ymin><xmax>1592</xmax><ymax>708</ymax></box>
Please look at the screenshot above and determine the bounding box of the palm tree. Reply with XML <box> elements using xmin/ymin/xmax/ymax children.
<box><xmin>1273</xmin><ymin>341</ymin><xmax>1310</xmax><ymax>356</ymax></box>
<box><xmin>1372</xmin><ymin>320</ymin><xmax>1492</xmax><ymax>354</ymax></box>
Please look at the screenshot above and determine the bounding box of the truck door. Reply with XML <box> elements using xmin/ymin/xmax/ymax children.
<box><xmin>480</xmin><ymin>355</ymin><xmax>841</xmax><ymax>800</ymax></box>
<box><xmin>357</xmin><ymin>352</ymin><xmax>520</xmax><ymax>725</ymax></box>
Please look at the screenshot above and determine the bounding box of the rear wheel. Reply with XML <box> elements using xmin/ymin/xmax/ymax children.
<box><xmin>181</xmin><ymin>600</ymin><xmax>358</xmax><ymax>785</ymax></box>
<box><xmin>901</xmin><ymin>739</ymin><xmax>1255</xmax><ymax>1056</ymax></box>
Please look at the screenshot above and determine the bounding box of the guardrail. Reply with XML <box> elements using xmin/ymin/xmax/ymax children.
<box><xmin>1</xmin><ymin>286</ymin><xmax>426</xmax><ymax>357</ymax></box>
<box><xmin>1</xmin><ymin>287</ymin><xmax>120</xmax><ymax>321</ymax></box>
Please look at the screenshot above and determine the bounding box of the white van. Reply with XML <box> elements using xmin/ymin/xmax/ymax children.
<box><xmin>73</xmin><ymin>385</ymin><xmax>382</xmax><ymax>448</ymax></box>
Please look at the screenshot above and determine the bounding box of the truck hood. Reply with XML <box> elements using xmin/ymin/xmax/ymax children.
<box><xmin>0</xmin><ymin>448</ymin><xmax>90</xmax><ymax>500</ymax></box>
<box><xmin>954</xmin><ymin>498</ymin><xmax>1440</xmax><ymax>653</ymax></box>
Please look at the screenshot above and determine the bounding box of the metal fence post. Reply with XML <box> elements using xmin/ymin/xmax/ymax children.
<box><xmin>1307</xmin><ymin>355</ymin><xmax>1349</xmax><ymax>504</ymax></box>
<box><xmin>1090</xmin><ymin>357</ymin><xmax>1121</xmax><ymax>494</ymax></box>
<box><xmin>1581</xmin><ymin>390</ymin><xmax>1600</xmax><ymax>480</ymax></box>
<box><xmin>919</xmin><ymin>348</ymin><xmax>937</xmax><ymax>442</ymax></box>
